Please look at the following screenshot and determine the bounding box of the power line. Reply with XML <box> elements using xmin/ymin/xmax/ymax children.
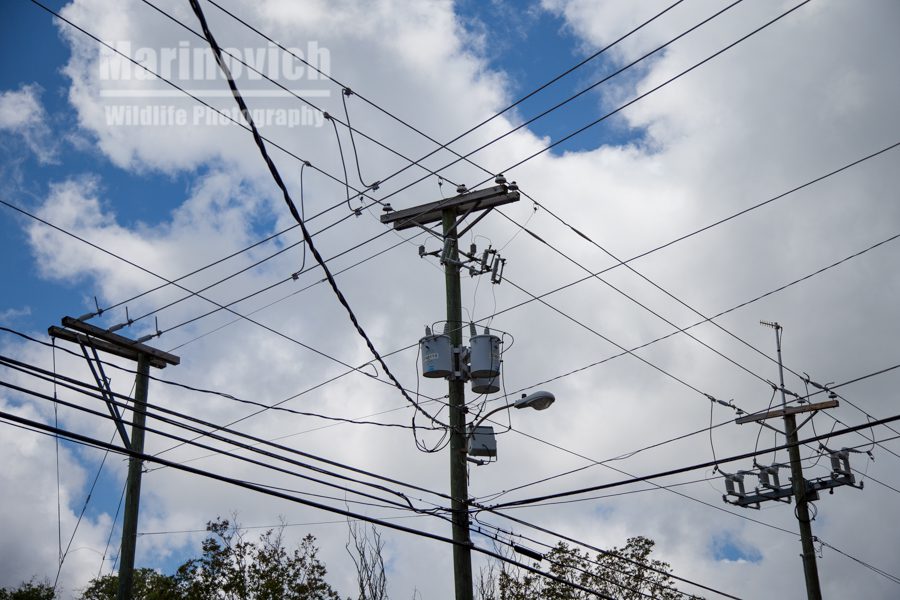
<box><xmin>0</xmin><ymin>198</ymin><xmax>410</xmax><ymax>394</ymax></box>
<box><xmin>190</xmin><ymin>0</ymin><xmax>455</xmax><ymax>447</ymax></box>
<box><xmin>490</xmin><ymin>410</ymin><xmax>900</xmax><ymax>510</ymax></box>
<box><xmin>484</xmin><ymin>361</ymin><xmax>900</xmax><ymax>512</ymax></box>
<box><xmin>478</xmin><ymin>224</ymin><xmax>900</xmax><ymax>396</ymax></box>
<box><xmin>1</xmin><ymin>349</ymin><xmax>753</xmax><ymax>597</ymax></box>
<box><xmin>140</xmin><ymin>0</ymin><xmax>464</xmax><ymax>192</ymax></box>
<box><xmin>468</xmin><ymin>0</ymin><xmax>814</xmax><ymax>190</ymax></box>
<box><xmin>164</xmin><ymin>225</ymin><xmax>425</xmax><ymax>351</ymax></box>
<box><xmin>815</xmin><ymin>537</ymin><xmax>900</xmax><ymax>587</ymax></box>
<box><xmin>502</xmin><ymin>273</ymin><xmax>719</xmax><ymax>399</ymax></box>
<box><xmin>95</xmin><ymin>222</ymin><xmax>299</xmax><ymax>320</ymax></box>
<box><xmin>471</xmin><ymin>515</ymin><xmax>737</xmax><ymax>600</ymax></box>
<box><xmin>136</xmin><ymin>223</ymin><xmax>900</xmax><ymax>472</ymax></box>
<box><xmin>496</xmin><ymin>210</ymin><xmax>775</xmax><ymax>387</ymax></box>
<box><xmin>0</xmin><ymin>373</ymin><xmax>428</xmax><ymax>515</ymax></box>
<box><xmin>0</xmin><ymin>355</ymin><xmax>452</xmax><ymax>510</ymax></box>
<box><xmin>202</xmin><ymin>0</ymin><xmax>689</xmax><ymax>184</ymax></box>
<box><xmin>28</xmin><ymin>0</ymin><xmax>376</xmax><ymax>206</ymax></box>
<box><xmin>0</xmin><ymin>409</ymin><xmax>620</xmax><ymax>600</ymax></box>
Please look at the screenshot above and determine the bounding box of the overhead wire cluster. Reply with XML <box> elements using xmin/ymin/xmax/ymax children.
<box><xmin>9</xmin><ymin>0</ymin><xmax>900</xmax><ymax>593</ymax></box>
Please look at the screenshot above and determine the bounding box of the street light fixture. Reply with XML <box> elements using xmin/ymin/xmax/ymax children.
<box><xmin>467</xmin><ymin>391</ymin><xmax>555</xmax><ymax>460</ymax></box>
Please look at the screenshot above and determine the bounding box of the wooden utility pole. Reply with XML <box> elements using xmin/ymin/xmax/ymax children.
<box><xmin>382</xmin><ymin>181</ymin><xmax>519</xmax><ymax>600</ymax></box>
<box><xmin>443</xmin><ymin>207</ymin><xmax>474</xmax><ymax>600</ymax></box>
<box><xmin>49</xmin><ymin>317</ymin><xmax>179</xmax><ymax>600</ymax></box>
<box><xmin>725</xmin><ymin>323</ymin><xmax>864</xmax><ymax>600</ymax></box>
<box><xmin>773</xmin><ymin>323</ymin><xmax>822</xmax><ymax>600</ymax></box>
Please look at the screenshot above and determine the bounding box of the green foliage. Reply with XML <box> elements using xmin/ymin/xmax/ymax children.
<box><xmin>78</xmin><ymin>568</ymin><xmax>179</xmax><ymax>600</ymax></box>
<box><xmin>175</xmin><ymin>518</ymin><xmax>341</xmax><ymax>600</ymax></box>
<box><xmin>73</xmin><ymin>517</ymin><xmax>342</xmax><ymax>600</ymax></box>
<box><xmin>486</xmin><ymin>536</ymin><xmax>704</xmax><ymax>600</ymax></box>
<box><xmin>0</xmin><ymin>580</ymin><xmax>56</xmax><ymax>600</ymax></box>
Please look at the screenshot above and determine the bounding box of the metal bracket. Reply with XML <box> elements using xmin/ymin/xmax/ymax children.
<box><xmin>78</xmin><ymin>339</ymin><xmax>131</xmax><ymax>450</ymax></box>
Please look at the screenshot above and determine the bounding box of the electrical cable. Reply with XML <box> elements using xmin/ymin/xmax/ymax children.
<box><xmin>137</xmin><ymin>512</ymin><xmax>431</xmax><ymax>536</ymax></box>
<box><xmin>141</xmin><ymin>0</ymin><xmax>464</xmax><ymax>189</ymax></box>
<box><xmin>52</xmin><ymin>340</ymin><xmax>62</xmax><ymax>572</ymax></box>
<box><xmin>488</xmin><ymin>411</ymin><xmax>900</xmax><ymax>510</ymax></box>
<box><xmin>203</xmin><ymin>0</ymin><xmax>693</xmax><ymax>188</ymax></box>
<box><xmin>164</xmin><ymin>225</ymin><xmax>424</xmax><ymax>351</ymax></box>
<box><xmin>465</xmin><ymin>0</ymin><xmax>813</xmax><ymax>192</ymax></box>
<box><xmin>502</xmin><ymin>273</ymin><xmax>715</xmax><ymax>399</ymax></box>
<box><xmin>473</xmin><ymin>527</ymin><xmax>674</xmax><ymax>600</ymax></box>
<box><xmin>3</xmin><ymin>352</ymin><xmax>751</xmax><ymax>597</ymax></box>
<box><xmin>0</xmin><ymin>372</ymin><xmax>438</xmax><ymax>516</ymax></box>
<box><xmin>0</xmin><ymin>409</ymin><xmax>619</xmax><ymax>600</ymax></box>
<box><xmin>328</xmin><ymin>113</ymin><xmax>357</xmax><ymax>214</ymax></box>
<box><xmin>486</xmin><ymin>227</ymin><xmax>900</xmax><ymax>399</ymax></box>
<box><xmin>0</xmin><ymin>361</ymin><xmax>786</xmax><ymax>598</ymax></box>
<box><xmin>1</xmin><ymin>198</ymin><xmax>448</xmax><ymax>440</ymax></box>
<box><xmin>340</xmin><ymin>89</ymin><xmax>379</xmax><ymax>190</ymax></box>
<box><xmin>0</xmin><ymin>358</ymin><xmax>452</xmax><ymax>511</ymax></box>
<box><xmin>100</xmin><ymin>222</ymin><xmax>299</xmax><ymax>319</ymax></box>
<box><xmin>55</xmin><ymin>218</ymin><xmax>895</xmax><ymax>477</ymax></box>
<box><xmin>471</xmin><ymin>516</ymin><xmax>734</xmax><ymax>600</ymax></box>
<box><xmin>753</xmin><ymin>388</ymin><xmax>779</xmax><ymax>462</ymax></box>
<box><xmin>495</xmin><ymin>211</ymin><xmax>775</xmax><ymax>388</ymax></box>
<box><xmin>515</xmin><ymin>186</ymin><xmax>804</xmax><ymax>388</ymax></box>
<box><xmin>815</xmin><ymin>537</ymin><xmax>900</xmax><ymax>586</ymax></box>
<box><xmin>480</xmin><ymin>361</ymin><xmax>900</xmax><ymax>511</ymax></box>
<box><xmin>187</xmin><ymin>0</ymin><xmax>447</xmax><ymax>450</ymax></box>
<box><xmin>97</xmin><ymin>482</ymin><xmax>126</xmax><ymax>578</ymax></box>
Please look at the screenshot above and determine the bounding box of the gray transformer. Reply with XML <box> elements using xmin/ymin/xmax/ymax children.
<box><xmin>469</xmin><ymin>331</ymin><xmax>501</xmax><ymax>378</ymax></box>
<box><xmin>419</xmin><ymin>333</ymin><xmax>452</xmax><ymax>378</ymax></box>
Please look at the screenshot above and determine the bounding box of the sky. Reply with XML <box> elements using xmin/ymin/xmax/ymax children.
<box><xmin>1</xmin><ymin>0</ymin><xmax>899</xmax><ymax>598</ymax></box>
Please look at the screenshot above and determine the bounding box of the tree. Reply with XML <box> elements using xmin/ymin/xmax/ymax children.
<box><xmin>174</xmin><ymin>517</ymin><xmax>341</xmax><ymax>600</ymax></box>
<box><xmin>76</xmin><ymin>517</ymin><xmax>342</xmax><ymax>600</ymax></box>
<box><xmin>79</xmin><ymin>569</ymin><xmax>179</xmax><ymax>600</ymax></box>
<box><xmin>345</xmin><ymin>521</ymin><xmax>387</xmax><ymax>600</ymax></box>
<box><xmin>481</xmin><ymin>536</ymin><xmax>703</xmax><ymax>600</ymax></box>
<box><xmin>0</xmin><ymin>581</ymin><xmax>56</xmax><ymax>600</ymax></box>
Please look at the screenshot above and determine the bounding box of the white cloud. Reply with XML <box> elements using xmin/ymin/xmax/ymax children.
<box><xmin>0</xmin><ymin>306</ymin><xmax>32</xmax><ymax>322</ymax></box>
<box><xmin>0</xmin><ymin>84</ymin><xmax>59</xmax><ymax>163</ymax></box>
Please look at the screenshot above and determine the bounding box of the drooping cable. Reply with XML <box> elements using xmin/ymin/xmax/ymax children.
<box><xmin>489</xmin><ymin>410</ymin><xmax>900</xmax><ymax>510</ymax></box>
<box><xmin>203</xmin><ymin>0</ymin><xmax>686</xmax><ymax>184</ymax></box>
<box><xmin>340</xmin><ymin>89</ymin><xmax>380</xmax><ymax>190</ymax></box>
<box><xmin>97</xmin><ymin>482</ymin><xmax>126</xmax><ymax>578</ymax></box>
<box><xmin>0</xmin><ymin>410</ymin><xmax>618</xmax><ymax>599</ymax></box>
<box><xmin>187</xmin><ymin>0</ymin><xmax>445</xmax><ymax>448</ymax></box>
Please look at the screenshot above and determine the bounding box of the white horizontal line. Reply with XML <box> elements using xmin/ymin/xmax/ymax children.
<box><xmin>99</xmin><ymin>89</ymin><xmax>331</xmax><ymax>98</ymax></box>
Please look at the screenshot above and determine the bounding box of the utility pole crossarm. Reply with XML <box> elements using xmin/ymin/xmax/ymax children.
<box><xmin>735</xmin><ymin>399</ymin><xmax>839</xmax><ymax>424</ymax></box>
<box><xmin>380</xmin><ymin>185</ymin><xmax>519</xmax><ymax>231</ymax></box>
<box><xmin>55</xmin><ymin>316</ymin><xmax>180</xmax><ymax>367</ymax></box>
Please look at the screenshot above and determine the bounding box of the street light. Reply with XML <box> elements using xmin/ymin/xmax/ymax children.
<box><xmin>467</xmin><ymin>391</ymin><xmax>555</xmax><ymax>460</ymax></box>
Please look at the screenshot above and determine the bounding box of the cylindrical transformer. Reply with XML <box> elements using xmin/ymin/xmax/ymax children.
<box><xmin>420</xmin><ymin>333</ymin><xmax>452</xmax><ymax>378</ymax></box>
<box><xmin>471</xmin><ymin>376</ymin><xmax>499</xmax><ymax>395</ymax></box>
<box><xmin>469</xmin><ymin>332</ymin><xmax>501</xmax><ymax>378</ymax></box>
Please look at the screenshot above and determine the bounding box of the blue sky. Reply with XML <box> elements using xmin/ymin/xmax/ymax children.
<box><xmin>1</xmin><ymin>0</ymin><xmax>638</xmax><ymax>336</ymax></box>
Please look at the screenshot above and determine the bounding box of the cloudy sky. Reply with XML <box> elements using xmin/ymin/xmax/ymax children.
<box><xmin>2</xmin><ymin>0</ymin><xmax>899</xmax><ymax>597</ymax></box>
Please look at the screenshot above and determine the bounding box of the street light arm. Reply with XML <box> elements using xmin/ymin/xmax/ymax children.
<box><xmin>467</xmin><ymin>391</ymin><xmax>556</xmax><ymax>434</ymax></box>
<box><xmin>469</xmin><ymin>403</ymin><xmax>514</xmax><ymax>433</ymax></box>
